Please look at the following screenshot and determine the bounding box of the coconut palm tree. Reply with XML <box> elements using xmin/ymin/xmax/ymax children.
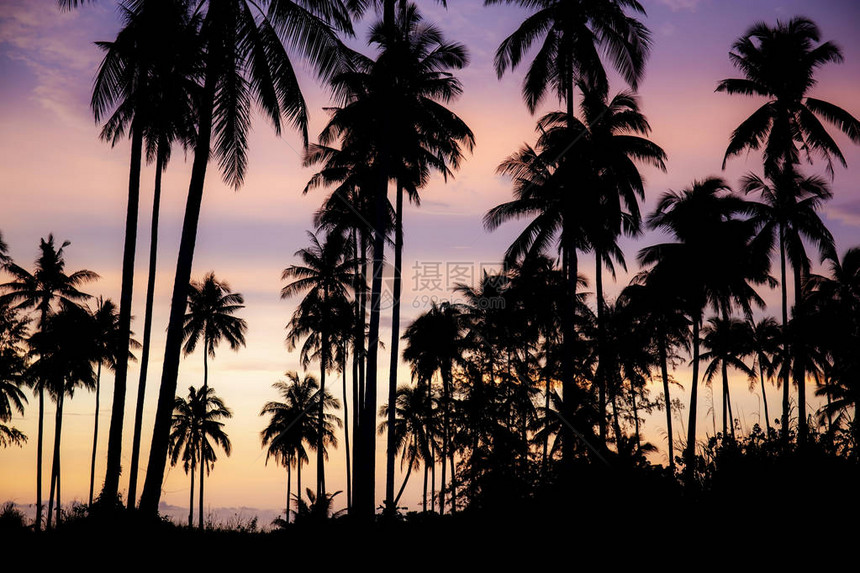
<box><xmin>88</xmin><ymin>298</ymin><xmax>138</xmax><ymax>507</ymax></box>
<box><xmin>282</xmin><ymin>231</ymin><xmax>354</xmax><ymax>498</ymax></box>
<box><xmin>0</xmin><ymin>298</ymin><xmax>28</xmax><ymax>448</ymax></box>
<box><xmin>747</xmin><ymin>316</ymin><xmax>782</xmax><ymax>436</ymax></box>
<box><xmin>182</xmin><ymin>272</ymin><xmax>247</xmax><ymax>393</ymax></box>
<box><xmin>139</xmin><ymin>0</ymin><xmax>358</xmax><ymax>515</ymax></box>
<box><xmin>488</xmin><ymin>0</ymin><xmax>651</xmax><ymax>118</ymax></box>
<box><xmin>638</xmin><ymin>178</ymin><xmax>770</xmax><ymax>483</ymax></box>
<box><xmin>181</xmin><ymin>272</ymin><xmax>245</xmax><ymax>525</ymax></box>
<box><xmin>0</xmin><ymin>235</ymin><xmax>96</xmax><ymax>528</ymax></box>
<box><xmin>741</xmin><ymin>169</ymin><xmax>834</xmax><ymax>440</ymax></box>
<box><xmin>378</xmin><ymin>382</ymin><xmax>435</xmax><ymax>510</ymax></box>
<box><xmin>717</xmin><ymin>16</ymin><xmax>860</xmax><ymax>178</ymax></box>
<box><xmin>700</xmin><ymin>316</ymin><xmax>756</xmax><ymax>439</ymax></box>
<box><xmin>28</xmin><ymin>302</ymin><xmax>98</xmax><ymax>528</ymax></box>
<box><xmin>168</xmin><ymin>385</ymin><xmax>232</xmax><ymax>529</ymax></box>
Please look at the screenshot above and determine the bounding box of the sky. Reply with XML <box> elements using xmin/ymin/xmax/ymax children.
<box><xmin>1</xmin><ymin>0</ymin><xmax>860</xmax><ymax>522</ymax></box>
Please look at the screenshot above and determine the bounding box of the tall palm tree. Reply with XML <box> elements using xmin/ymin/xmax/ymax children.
<box><xmin>282</xmin><ymin>231</ymin><xmax>354</xmax><ymax>498</ymax></box>
<box><xmin>140</xmin><ymin>0</ymin><xmax>358</xmax><ymax>515</ymax></box>
<box><xmin>182</xmin><ymin>272</ymin><xmax>245</xmax><ymax>525</ymax></box>
<box><xmin>311</xmin><ymin>4</ymin><xmax>474</xmax><ymax>515</ymax></box>
<box><xmin>488</xmin><ymin>0</ymin><xmax>651</xmax><ymax>118</ymax></box>
<box><xmin>741</xmin><ymin>169</ymin><xmax>834</xmax><ymax>439</ymax></box>
<box><xmin>168</xmin><ymin>385</ymin><xmax>232</xmax><ymax>529</ymax></box>
<box><xmin>638</xmin><ymin>178</ymin><xmax>770</xmax><ymax>483</ymax></box>
<box><xmin>88</xmin><ymin>298</ymin><xmax>138</xmax><ymax>507</ymax></box>
<box><xmin>717</xmin><ymin>16</ymin><xmax>860</xmax><ymax>178</ymax></box>
<box><xmin>88</xmin><ymin>0</ymin><xmax>198</xmax><ymax>504</ymax></box>
<box><xmin>28</xmin><ymin>302</ymin><xmax>98</xmax><ymax>528</ymax></box>
<box><xmin>0</xmin><ymin>235</ymin><xmax>96</xmax><ymax>528</ymax></box>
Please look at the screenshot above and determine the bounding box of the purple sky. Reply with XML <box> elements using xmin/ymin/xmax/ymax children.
<box><xmin>1</xmin><ymin>0</ymin><xmax>859</xmax><ymax>520</ymax></box>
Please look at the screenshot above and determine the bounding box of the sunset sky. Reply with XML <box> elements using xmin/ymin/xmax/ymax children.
<box><xmin>2</xmin><ymin>0</ymin><xmax>860</xmax><ymax>520</ymax></box>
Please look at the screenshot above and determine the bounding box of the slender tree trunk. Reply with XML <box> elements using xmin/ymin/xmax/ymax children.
<box><xmin>342</xmin><ymin>342</ymin><xmax>351</xmax><ymax>511</ymax></box>
<box><xmin>542</xmin><ymin>374</ymin><xmax>550</xmax><ymax>476</ymax></box>
<box><xmin>779</xmin><ymin>228</ymin><xmax>791</xmax><ymax>443</ymax></box>
<box><xmin>449</xmin><ymin>450</ymin><xmax>456</xmax><ymax>513</ymax></box>
<box><xmin>139</xmin><ymin>59</ymin><xmax>217</xmax><ymax>516</ymax></box>
<box><xmin>128</xmin><ymin>151</ymin><xmax>165</xmax><ymax>509</ymax></box>
<box><xmin>199</xmin><ymin>345</ymin><xmax>208</xmax><ymax>531</ymax></box>
<box><xmin>422</xmin><ymin>457</ymin><xmax>428</xmax><ymax>513</ymax></box>
<box><xmin>685</xmin><ymin>317</ymin><xmax>702</xmax><ymax>486</ymax></box>
<box><xmin>658</xmin><ymin>341</ymin><xmax>675</xmax><ymax>472</ymax></box>
<box><xmin>350</xmin><ymin>230</ymin><xmax>365</xmax><ymax>513</ymax></box>
<box><xmin>47</xmin><ymin>390</ymin><xmax>63</xmax><ymax>530</ymax></box>
<box><xmin>595</xmin><ymin>249</ymin><xmax>606</xmax><ymax>447</ymax></box>
<box><xmin>561</xmin><ymin>236</ymin><xmax>578</xmax><ymax>469</ymax></box>
<box><xmin>318</xmin><ymin>337</ymin><xmax>327</xmax><ymax>498</ymax></box>
<box><xmin>102</xmin><ymin>124</ymin><xmax>144</xmax><ymax>505</ymax></box>
<box><xmin>385</xmin><ymin>182</ymin><xmax>404</xmax><ymax>513</ymax></box>
<box><xmin>286</xmin><ymin>460</ymin><xmax>291</xmax><ymax>524</ymax></box>
<box><xmin>36</xmin><ymin>385</ymin><xmax>44</xmax><ymax>531</ymax></box>
<box><xmin>794</xmin><ymin>265</ymin><xmax>807</xmax><ymax>442</ymax></box>
<box><xmin>188</xmin><ymin>464</ymin><xmax>195</xmax><ymax>528</ymax></box>
<box><xmin>393</xmin><ymin>459</ymin><xmax>413</xmax><ymax>508</ymax></box>
<box><xmin>297</xmin><ymin>460</ymin><xmax>302</xmax><ymax>511</ymax></box>
<box><xmin>440</xmin><ymin>366</ymin><xmax>452</xmax><ymax>514</ymax></box>
<box><xmin>89</xmin><ymin>361</ymin><xmax>102</xmax><ymax>507</ymax></box>
<box><xmin>759</xmin><ymin>361</ymin><xmax>772</xmax><ymax>435</ymax></box>
<box><xmin>722</xmin><ymin>361</ymin><xmax>729</xmax><ymax>437</ymax></box>
<box><xmin>430</xmin><ymin>440</ymin><xmax>436</xmax><ymax>513</ymax></box>
<box><xmin>631</xmin><ymin>384</ymin><xmax>641</xmax><ymax>454</ymax></box>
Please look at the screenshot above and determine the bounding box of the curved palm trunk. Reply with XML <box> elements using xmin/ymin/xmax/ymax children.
<box><xmin>89</xmin><ymin>361</ymin><xmax>102</xmax><ymax>507</ymax></box>
<box><xmin>103</xmin><ymin>124</ymin><xmax>144</xmax><ymax>504</ymax></box>
<box><xmin>385</xmin><ymin>182</ymin><xmax>404</xmax><ymax>512</ymax></box>
<box><xmin>140</xmin><ymin>59</ymin><xmax>217</xmax><ymax>515</ymax></box>
<box><xmin>684</xmin><ymin>316</ymin><xmax>702</xmax><ymax>486</ymax></box>
<box><xmin>35</xmin><ymin>385</ymin><xmax>44</xmax><ymax>531</ymax></box>
<box><xmin>128</xmin><ymin>151</ymin><xmax>165</xmax><ymax>509</ymax></box>
<box><xmin>47</xmin><ymin>389</ymin><xmax>64</xmax><ymax>529</ymax></box>
<box><xmin>393</xmin><ymin>458</ymin><xmax>413</xmax><ymax>508</ymax></box>
<box><xmin>659</xmin><ymin>341</ymin><xmax>674</xmax><ymax>472</ymax></box>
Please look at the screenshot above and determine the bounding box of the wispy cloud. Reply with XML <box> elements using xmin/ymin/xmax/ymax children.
<box><xmin>658</xmin><ymin>0</ymin><xmax>703</xmax><ymax>11</ymax></box>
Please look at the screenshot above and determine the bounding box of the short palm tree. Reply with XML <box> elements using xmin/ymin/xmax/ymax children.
<box><xmin>168</xmin><ymin>385</ymin><xmax>232</xmax><ymax>529</ymax></box>
<box><xmin>747</xmin><ymin>316</ymin><xmax>782</xmax><ymax>435</ymax></box>
<box><xmin>700</xmin><ymin>316</ymin><xmax>755</xmax><ymax>439</ymax></box>
<box><xmin>182</xmin><ymin>272</ymin><xmax>247</xmax><ymax>393</ymax></box>
<box><xmin>181</xmin><ymin>272</ymin><xmax>245</xmax><ymax>525</ymax></box>
<box><xmin>0</xmin><ymin>235</ymin><xmax>96</xmax><ymax>528</ymax></box>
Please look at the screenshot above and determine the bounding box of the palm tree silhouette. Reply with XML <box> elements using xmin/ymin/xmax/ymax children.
<box><xmin>139</xmin><ymin>0</ymin><xmax>358</xmax><ymax>515</ymax></box>
<box><xmin>181</xmin><ymin>272</ymin><xmax>246</xmax><ymax>526</ymax></box>
<box><xmin>717</xmin><ymin>16</ymin><xmax>860</xmax><ymax>178</ymax></box>
<box><xmin>402</xmin><ymin>301</ymin><xmax>465</xmax><ymax>513</ymax></box>
<box><xmin>747</xmin><ymin>317</ymin><xmax>782</xmax><ymax>436</ymax></box>
<box><xmin>488</xmin><ymin>0</ymin><xmax>651</xmax><ymax>117</ymax></box>
<box><xmin>741</xmin><ymin>169</ymin><xmax>834</xmax><ymax>439</ymax></box>
<box><xmin>0</xmin><ymin>235</ymin><xmax>96</xmax><ymax>529</ymax></box>
<box><xmin>88</xmin><ymin>298</ymin><xmax>139</xmax><ymax>507</ymax></box>
<box><xmin>168</xmin><ymin>385</ymin><xmax>232</xmax><ymax>529</ymax></box>
<box><xmin>639</xmin><ymin>178</ymin><xmax>769</xmax><ymax>483</ymax></box>
<box><xmin>700</xmin><ymin>316</ymin><xmax>755</xmax><ymax>439</ymax></box>
<box><xmin>0</xmin><ymin>296</ymin><xmax>28</xmax><ymax>449</ymax></box>
<box><xmin>28</xmin><ymin>302</ymin><xmax>98</xmax><ymax>528</ymax></box>
<box><xmin>282</xmin><ymin>231</ymin><xmax>354</xmax><ymax>498</ymax></box>
<box><xmin>88</xmin><ymin>0</ymin><xmax>199</xmax><ymax>504</ymax></box>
